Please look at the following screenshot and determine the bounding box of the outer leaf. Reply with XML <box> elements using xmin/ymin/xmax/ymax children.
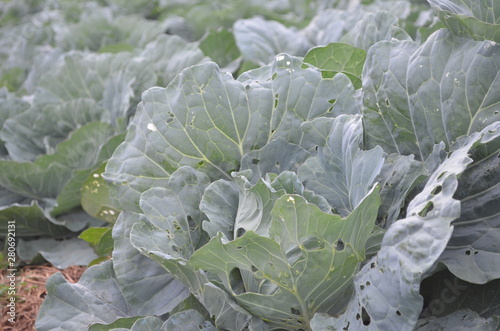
<box><xmin>429</xmin><ymin>0</ymin><xmax>500</xmax><ymax>42</ymax></box>
<box><xmin>105</xmin><ymin>55</ymin><xmax>339</xmax><ymax>212</ymax></box>
<box><xmin>164</xmin><ymin>310</ymin><xmax>217</xmax><ymax>331</ymax></box>
<box><xmin>303</xmin><ymin>43</ymin><xmax>366</xmax><ymax>89</ymax></box>
<box><xmin>138</xmin><ymin>168</ymin><xmax>211</xmax><ymax>257</ymax></box>
<box><xmin>311</xmin><ymin>123</ymin><xmax>500</xmax><ymax>330</ymax></box>
<box><xmin>130</xmin><ymin>219</ymin><xmax>256</xmax><ymax>331</ymax></box>
<box><xmin>36</xmin><ymin>260</ymin><xmax>187</xmax><ymax>331</ymax></box>
<box><xmin>139</xmin><ymin>34</ymin><xmax>208</xmax><ymax>87</ymax></box>
<box><xmin>111</xmin><ymin>211</ymin><xmax>189</xmax><ymax>318</ymax></box>
<box><xmin>190</xmin><ymin>188</ymin><xmax>379</xmax><ymax>329</ymax></box>
<box><xmin>340</xmin><ymin>11</ymin><xmax>412</xmax><ymax>51</ymax></box>
<box><xmin>18</xmin><ymin>237</ymin><xmax>98</xmax><ymax>269</ymax></box>
<box><xmin>200</xmin><ymin>179</ymin><xmax>239</xmax><ymax>240</ymax></box>
<box><xmin>362</xmin><ymin>39</ymin><xmax>420</xmax><ymax>157</ymax></box>
<box><xmin>233</xmin><ymin>17</ymin><xmax>311</xmax><ymax>65</ymax></box>
<box><xmin>238</xmin><ymin>55</ymin><xmax>357</xmax><ymax>150</ymax></box>
<box><xmin>240</xmin><ymin>137</ymin><xmax>310</xmax><ymax>184</ymax></box>
<box><xmin>200</xmin><ymin>28</ymin><xmax>241</xmax><ymax>70</ymax></box>
<box><xmin>376</xmin><ymin>154</ymin><xmax>427</xmax><ymax>227</ymax></box>
<box><xmin>303</xmin><ymin>9</ymin><xmax>364</xmax><ymax>46</ymax></box>
<box><xmin>416</xmin><ymin>310</ymin><xmax>500</xmax><ymax>331</ymax></box>
<box><xmin>232</xmin><ymin>171</ymin><xmax>285</xmax><ymax>238</ymax></box>
<box><xmin>79</xmin><ymin>227</ymin><xmax>114</xmax><ymax>257</ymax></box>
<box><xmin>363</xmin><ymin>29</ymin><xmax>500</xmax><ymax>160</ymax></box>
<box><xmin>88</xmin><ymin>317</ymin><xmax>143</xmax><ymax>331</ymax></box>
<box><xmin>0</xmin><ymin>202</ymin><xmax>70</xmax><ymax>237</ymax></box>
<box><xmin>126</xmin><ymin>316</ymin><xmax>163</xmax><ymax>331</ymax></box>
<box><xmin>299</xmin><ymin>115</ymin><xmax>384</xmax><ymax>217</ymax></box>
<box><xmin>438</xmin><ymin>124</ymin><xmax>500</xmax><ymax>283</ymax></box>
<box><xmin>81</xmin><ymin>162</ymin><xmax>121</xmax><ymax>223</ymax></box>
<box><xmin>49</xmin><ymin>132</ymin><xmax>125</xmax><ymax>217</ymax></box>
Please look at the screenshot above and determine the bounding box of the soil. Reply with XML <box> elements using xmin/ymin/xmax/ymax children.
<box><xmin>1</xmin><ymin>264</ymin><xmax>86</xmax><ymax>331</ymax></box>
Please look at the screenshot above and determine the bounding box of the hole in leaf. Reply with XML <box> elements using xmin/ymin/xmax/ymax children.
<box><xmin>437</xmin><ymin>171</ymin><xmax>447</xmax><ymax>180</ymax></box>
<box><xmin>251</xmin><ymin>265</ymin><xmax>258</xmax><ymax>272</ymax></box>
<box><xmin>327</xmin><ymin>106</ymin><xmax>333</xmax><ymax>113</ymax></box>
<box><xmin>362</xmin><ymin>307</ymin><xmax>371</xmax><ymax>326</ymax></box>
<box><xmin>494</xmin><ymin>110</ymin><xmax>499</xmax><ymax>115</ymax></box>
<box><xmin>167</xmin><ymin>118</ymin><xmax>173</xmax><ymax>124</ymax></box>
<box><xmin>431</xmin><ymin>185</ymin><xmax>442</xmax><ymax>195</ymax></box>
<box><xmin>315</xmin><ymin>146</ymin><xmax>319</xmax><ymax>151</ymax></box>
<box><xmin>198</xmin><ymin>161</ymin><xmax>204</xmax><ymax>166</ymax></box>
<box><xmin>343</xmin><ymin>321</ymin><xmax>350</xmax><ymax>330</ymax></box>
<box><xmin>272</xmin><ymin>73</ymin><xmax>278</xmax><ymax>80</ymax></box>
<box><xmin>245</xmin><ymin>84</ymin><xmax>250</xmax><ymax>90</ymax></box>
<box><xmin>297</xmin><ymin>320</ymin><xmax>303</xmax><ymax>325</ymax></box>
<box><xmin>465</xmin><ymin>250</ymin><xmax>471</xmax><ymax>255</ymax></box>
<box><xmin>370</xmin><ymin>262</ymin><xmax>376</xmax><ymax>269</ymax></box>
<box><xmin>385</xmin><ymin>98</ymin><xmax>390</xmax><ymax>107</ymax></box>
<box><xmin>237</xmin><ymin>228</ymin><xmax>246</xmax><ymax>237</ymax></box>
<box><xmin>172</xmin><ymin>245</ymin><xmax>179</xmax><ymax>252</ymax></box>
<box><xmin>418</xmin><ymin>202</ymin><xmax>434</xmax><ymax>217</ymax></box>
<box><xmin>271</xmin><ymin>129</ymin><xmax>276</xmax><ymax>134</ymax></box>
<box><xmin>328</xmin><ymin>99</ymin><xmax>336</xmax><ymax>104</ymax></box>
<box><xmin>236</xmin><ymin>246</ymin><xmax>243</xmax><ymax>250</ymax></box>
<box><xmin>474</xmin><ymin>251</ymin><xmax>478</xmax><ymax>255</ymax></box>
<box><xmin>187</xmin><ymin>215</ymin><xmax>196</xmax><ymax>230</ymax></box>
<box><xmin>291</xmin><ymin>307</ymin><xmax>301</xmax><ymax>316</ymax></box>
<box><xmin>396</xmin><ymin>310</ymin><xmax>401</xmax><ymax>316</ymax></box>
<box><xmin>335</xmin><ymin>239</ymin><xmax>345</xmax><ymax>251</ymax></box>
<box><xmin>360</xmin><ymin>284</ymin><xmax>365</xmax><ymax>290</ymax></box>
<box><xmin>356</xmin><ymin>313</ymin><xmax>361</xmax><ymax>320</ymax></box>
<box><xmin>252</xmin><ymin>158</ymin><xmax>260</xmax><ymax>165</ymax></box>
<box><xmin>168</xmin><ymin>112</ymin><xmax>174</xmax><ymax>117</ymax></box>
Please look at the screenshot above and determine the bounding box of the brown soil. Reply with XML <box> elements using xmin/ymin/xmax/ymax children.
<box><xmin>1</xmin><ymin>264</ymin><xmax>86</xmax><ymax>331</ymax></box>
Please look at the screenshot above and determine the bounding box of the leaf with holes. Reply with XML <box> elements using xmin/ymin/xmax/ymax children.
<box><xmin>363</xmin><ymin>29</ymin><xmax>500</xmax><ymax>161</ymax></box>
<box><xmin>311</xmin><ymin>122</ymin><xmax>500</xmax><ymax>330</ymax></box>
<box><xmin>190</xmin><ymin>186</ymin><xmax>379</xmax><ymax>330</ymax></box>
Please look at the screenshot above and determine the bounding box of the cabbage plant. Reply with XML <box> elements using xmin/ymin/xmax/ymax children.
<box><xmin>7</xmin><ymin>0</ymin><xmax>500</xmax><ymax>330</ymax></box>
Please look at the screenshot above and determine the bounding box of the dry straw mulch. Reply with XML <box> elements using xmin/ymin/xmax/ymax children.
<box><xmin>1</xmin><ymin>264</ymin><xmax>86</xmax><ymax>331</ymax></box>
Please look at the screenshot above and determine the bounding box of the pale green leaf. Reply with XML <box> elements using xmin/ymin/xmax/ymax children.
<box><xmin>233</xmin><ymin>17</ymin><xmax>311</xmax><ymax>65</ymax></box>
<box><xmin>363</xmin><ymin>29</ymin><xmax>500</xmax><ymax>160</ymax></box>
<box><xmin>299</xmin><ymin>115</ymin><xmax>384</xmax><ymax>217</ymax></box>
<box><xmin>429</xmin><ymin>0</ymin><xmax>500</xmax><ymax>42</ymax></box>
<box><xmin>303</xmin><ymin>43</ymin><xmax>366</xmax><ymax>89</ymax></box>
<box><xmin>36</xmin><ymin>260</ymin><xmax>187</xmax><ymax>331</ymax></box>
